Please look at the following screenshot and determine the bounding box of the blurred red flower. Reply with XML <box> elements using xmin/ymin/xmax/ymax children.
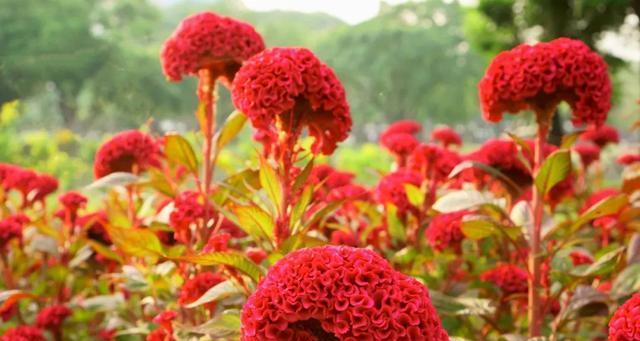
<box><xmin>481</xmin><ymin>264</ymin><xmax>528</xmax><ymax>295</ymax></box>
<box><xmin>579</xmin><ymin>124</ymin><xmax>619</xmax><ymax>148</ymax></box>
<box><xmin>94</xmin><ymin>130</ymin><xmax>160</xmax><ymax>179</ymax></box>
<box><xmin>430</xmin><ymin>125</ymin><xmax>461</xmax><ymax>148</ymax></box>
<box><xmin>426</xmin><ymin>210</ymin><xmax>468</xmax><ymax>253</ymax></box>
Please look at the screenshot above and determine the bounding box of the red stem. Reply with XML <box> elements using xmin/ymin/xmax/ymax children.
<box><xmin>198</xmin><ymin>68</ymin><xmax>217</xmax><ymax>243</ymax></box>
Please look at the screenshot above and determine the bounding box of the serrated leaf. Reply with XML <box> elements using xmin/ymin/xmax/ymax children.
<box><xmin>185</xmin><ymin>280</ymin><xmax>244</xmax><ymax>308</ymax></box>
<box><xmin>164</xmin><ymin>133</ymin><xmax>198</xmax><ymax>173</ymax></box>
<box><xmin>235</xmin><ymin>205</ymin><xmax>274</xmax><ymax>241</ymax></box>
<box><xmin>177</xmin><ymin>252</ymin><xmax>264</xmax><ymax>283</ymax></box>
<box><xmin>386</xmin><ymin>204</ymin><xmax>406</xmax><ymax>243</ymax></box>
<box><xmin>86</xmin><ymin>172</ymin><xmax>139</xmax><ymax>190</ymax></box>
<box><xmin>216</xmin><ymin>111</ymin><xmax>247</xmax><ymax>150</ymax></box>
<box><xmin>259</xmin><ymin>157</ymin><xmax>282</xmax><ymax>213</ymax></box>
<box><xmin>404</xmin><ymin>184</ymin><xmax>424</xmax><ymax>207</ymax></box>
<box><xmin>106</xmin><ymin>226</ymin><xmax>163</xmax><ymax>258</ymax></box>
<box><xmin>535</xmin><ymin>150</ymin><xmax>571</xmax><ymax>196</ymax></box>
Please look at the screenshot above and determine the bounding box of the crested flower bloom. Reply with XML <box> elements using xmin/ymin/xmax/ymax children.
<box><xmin>161</xmin><ymin>11</ymin><xmax>265</xmax><ymax>84</ymax></box>
<box><xmin>58</xmin><ymin>191</ymin><xmax>88</xmax><ymax>222</ymax></box>
<box><xmin>2</xmin><ymin>167</ymin><xmax>58</xmax><ymax>206</ymax></box>
<box><xmin>241</xmin><ymin>246</ymin><xmax>449</xmax><ymax>340</ymax></box>
<box><xmin>308</xmin><ymin>164</ymin><xmax>355</xmax><ymax>201</ymax></box>
<box><xmin>426</xmin><ymin>210</ymin><xmax>468</xmax><ymax>253</ymax></box>
<box><xmin>609</xmin><ymin>293</ymin><xmax>640</xmax><ymax>340</ymax></box>
<box><xmin>0</xmin><ymin>214</ymin><xmax>29</xmax><ymax>249</ymax></box>
<box><xmin>408</xmin><ymin>143</ymin><xmax>461</xmax><ymax>184</ymax></box>
<box><xmin>35</xmin><ymin>304</ymin><xmax>72</xmax><ymax>330</ymax></box>
<box><xmin>203</xmin><ymin>232</ymin><xmax>231</xmax><ymax>252</ymax></box>
<box><xmin>246</xmin><ymin>247</ymin><xmax>268</xmax><ymax>264</ymax></box>
<box><xmin>0</xmin><ymin>326</ymin><xmax>46</xmax><ymax>341</ymax></box>
<box><xmin>481</xmin><ymin>264</ymin><xmax>528</xmax><ymax>295</ymax></box>
<box><xmin>573</xmin><ymin>143</ymin><xmax>601</xmax><ymax>168</ymax></box>
<box><xmin>380</xmin><ymin>133</ymin><xmax>420</xmax><ymax>165</ymax></box>
<box><xmin>94</xmin><ymin>130</ymin><xmax>160</xmax><ymax>179</ymax></box>
<box><xmin>380</xmin><ymin>120</ymin><xmax>422</xmax><ymax>139</ymax></box>
<box><xmin>375</xmin><ymin>170</ymin><xmax>422</xmax><ymax>214</ymax></box>
<box><xmin>178</xmin><ymin>272</ymin><xmax>225</xmax><ymax>310</ymax></box>
<box><xmin>569</xmin><ymin>251</ymin><xmax>594</xmax><ymax>266</ymax></box>
<box><xmin>169</xmin><ymin>190</ymin><xmax>213</xmax><ymax>244</ymax></box>
<box><xmin>146</xmin><ymin>329</ymin><xmax>175</xmax><ymax>341</ymax></box>
<box><xmin>430</xmin><ymin>125</ymin><xmax>462</xmax><ymax>148</ymax></box>
<box><xmin>329</xmin><ymin>229</ymin><xmax>358</xmax><ymax>247</ymax></box>
<box><xmin>618</xmin><ymin>153</ymin><xmax>640</xmax><ymax>166</ymax></box>
<box><xmin>579</xmin><ymin>124</ymin><xmax>619</xmax><ymax>148</ymax></box>
<box><xmin>479</xmin><ymin>38</ymin><xmax>611</xmax><ymax>126</ymax></box>
<box><xmin>467</xmin><ymin>139</ymin><xmax>533</xmax><ymax>188</ymax></box>
<box><xmin>232</xmin><ymin>47</ymin><xmax>351</xmax><ymax>155</ymax></box>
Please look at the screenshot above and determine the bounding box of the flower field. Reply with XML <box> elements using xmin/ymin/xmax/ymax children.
<box><xmin>1</xmin><ymin>8</ymin><xmax>640</xmax><ymax>341</ymax></box>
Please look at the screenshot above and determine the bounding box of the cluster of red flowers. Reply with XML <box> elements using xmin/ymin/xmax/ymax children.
<box><xmin>408</xmin><ymin>143</ymin><xmax>461</xmax><ymax>184</ymax></box>
<box><xmin>430</xmin><ymin>125</ymin><xmax>461</xmax><ymax>148</ymax></box>
<box><xmin>618</xmin><ymin>153</ymin><xmax>640</xmax><ymax>166</ymax></box>
<box><xmin>479</xmin><ymin>38</ymin><xmax>611</xmax><ymax>126</ymax></box>
<box><xmin>375</xmin><ymin>170</ymin><xmax>422</xmax><ymax>213</ymax></box>
<box><xmin>58</xmin><ymin>191</ymin><xmax>88</xmax><ymax>222</ymax></box>
<box><xmin>93</xmin><ymin>130</ymin><xmax>160</xmax><ymax>179</ymax></box>
<box><xmin>379</xmin><ymin>120</ymin><xmax>422</xmax><ymax>165</ymax></box>
<box><xmin>0</xmin><ymin>163</ymin><xmax>58</xmax><ymax>206</ymax></box>
<box><xmin>169</xmin><ymin>190</ymin><xmax>213</xmax><ymax>243</ymax></box>
<box><xmin>178</xmin><ymin>272</ymin><xmax>225</xmax><ymax>310</ymax></box>
<box><xmin>232</xmin><ymin>47</ymin><xmax>351</xmax><ymax>155</ymax></box>
<box><xmin>609</xmin><ymin>293</ymin><xmax>640</xmax><ymax>340</ymax></box>
<box><xmin>425</xmin><ymin>210</ymin><xmax>468</xmax><ymax>252</ymax></box>
<box><xmin>161</xmin><ymin>12</ymin><xmax>265</xmax><ymax>83</ymax></box>
<box><xmin>0</xmin><ymin>326</ymin><xmax>45</xmax><ymax>341</ymax></box>
<box><xmin>241</xmin><ymin>246</ymin><xmax>448</xmax><ymax>340</ymax></box>
<box><xmin>480</xmin><ymin>264</ymin><xmax>529</xmax><ymax>295</ymax></box>
<box><xmin>0</xmin><ymin>214</ymin><xmax>29</xmax><ymax>249</ymax></box>
<box><xmin>35</xmin><ymin>304</ymin><xmax>72</xmax><ymax>330</ymax></box>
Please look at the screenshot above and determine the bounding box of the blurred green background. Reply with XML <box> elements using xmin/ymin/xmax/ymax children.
<box><xmin>1</xmin><ymin>0</ymin><xmax>638</xmax><ymax>189</ymax></box>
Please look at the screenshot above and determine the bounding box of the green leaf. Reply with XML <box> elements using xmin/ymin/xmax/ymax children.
<box><xmin>433</xmin><ymin>189</ymin><xmax>503</xmax><ymax>213</ymax></box>
<box><xmin>292</xmin><ymin>158</ymin><xmax>315</xmax><ymax>193</ymax></box>
<box><xmin>106</xmin><ymin>226</ymin><xmax>163</xmax><ymax>258</ymax></box>
<box><xmin>430</xmin><ymin>291</ymin><xmax>495</xmax><ymax>316</ymax></box>
<box><xmin>570</xmin><ymin>246</ymin><xmax>624</xmax><ymax>277</ymax></box>
<box><xmin>404</xmin><ymin>184</ymin><xmax>424</xmax><ymax>207</ymax></box>
<box><xmin>560</xmin><ymin>130</ymin><xmax>584</xmax><ymax>149</ymax></box>
<box><xmin>461</xmin><ymin>219</ymin><xmax>497</xmax><ymax>240</ymax></box>
<box><xmin>86</xmin><ymin>172</ymin><xmax>139</xmax><ymax>190</ymax></box>
<box><xmin>386</xmin><ymin>204</ymin><xmax>406</xmax><ymax>243</ymax></box>
<box><xmin>259</xmin><ymin>157</ymin><xmax>282</xmax><ymax>213</ymax></box>
<box><xmin>449</xmin><ymin>160</ymin><xmax>520</xmax><ymax>192</ymax></box>
<box><xmin>235</xmin><ymin>205</ymin><xmax>274</xmax><ymax>241</ymax></box>
<box><xmin>177</xmin><ymin>252</ymin><xmax>264</xmax><ymax>283</ymax></box>
<box><xmin>392</xmin><ymin>246</ymin><xmax>417</xmax><ymax>265</ymax></box>
<box><xmin>571</xmin><ymin>194</ymin><xmax>628</xmax><ymax>232</ymax></box>
<box><xmin>563</xmin><ymin>285</ymin><xmax>609</xmax><ymax>318</ymax></box>
<box><xmin>185</xmin><ymin>280</ymin><xmax>244</xmax><ymax>308</ymax></box>
<box><xmin>216</xmin><ymin>111</ymin><xmax>247</xmax><ymax>150</ymax></box>
<box><xmin>612</xmin><ymin>263</ymin><xmax>640</xmax><ymax>297</ymax></box>
<box><xmin>87</xmin><ymin>240</ymin><xmax>123</xmax><ymax>263</ymax></box>
<box><xmin>300</xmin><ymin>200</ymin><xmax>343</xmax><ymax>233</ymax></box>
<box><xmin>146</xmin><ymin>169</ymin><xmax>175</xmax><ymax>197</ymax></box>
<box><xmin>184</xmin><ymin>309</ymin><xmax>241</xmax><ymax>337</ymax></box>
<box><xmin>164</xmin><ymin>133</ymin><xmax>198</xmax><ymax>173</ymax></box>
<box><xmin>535</xmin><ymin>150</ymin><xmax>571</xmax><ymax>196</ymax></box>
<box><xmin>290</xmin><ymin>185</ymin><xmax>313</xmax><ymax>229</ymax></box>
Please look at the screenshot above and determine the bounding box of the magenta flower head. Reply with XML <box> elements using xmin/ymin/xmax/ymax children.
<box><xmin>241</xmin><ymin>245</ymin><xmax>449</xmax><ymax>340</ymax></box>
<box><xmin>609</xmin><ymin>293</ymin><xmax>640</xmax><ymax>340</ymax></box>
<box><xmin>93</xmin><ymin>130</ymin><xmax>160</xmax><ymax>179</ymax></box>
<box><xmin>161</xmin><ymin>11</ymin><xmax>265</xmax><ymax>84</ymax></box>
<box><xmin>479</xmin><ymin>38</ymin><xmax>611</xmax><ymax>126</ymax></box>
<box><xmin>232</xmin><ymin>47</ymin><xmax>351</xmax><ymax>155</ymax></box>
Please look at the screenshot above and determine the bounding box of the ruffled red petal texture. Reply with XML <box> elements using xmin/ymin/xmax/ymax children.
<box><xmin>232</xmin><ymin>47</ymin><xmax>351</xmax><ymax>155</ymax></box>
<box><xmin>375</xmin><ymin>170</ymin><xmax>422</xmax><ymax>214</ymax></box>
<box><xmin>161</xmin><ymin>11</ymin><xmax>265</xmax><ymax>82</ymax></box>
<box><xmin>426</xmin><ymin>210</ymin><xmax>468</xmax><ymax>252</ymax></box>
<box><xmin>481</xmin><ymin>264</ymin><xmax>528</xmax><ymax>295</ymax></box>
<box><xmin>35</xmin><ymin>304</ymin><xmax>72</xmax><ymax>330</ymax></box>
<box><xmin>573</xmin><ymin>143</ymin><xmax>601</xmax><ymax>168</ymax></box>
<box><xmin>241</xmin><ymin>246</ymin><xmax>448</xmax><ymax>341</ymax></box>
<box><xmin>579</xmin><ymin>124</ymin><xmax>619</xmax><ymax>148</ymax></box>
<box><xmin>380</xmin><ymin>120</ymin><xmax>422</xmax><ymax>140</ymax></box>
<box><xmin>169</xmin><ymin>190</ymin><xmax>213</xmax><ymax>244</ymax></box>
<box><xmin>479</xmin><ymin>38</ymin><xmax>611</xmax><ymax>126</ymax></box>
<box><xmin>380</xmin><ymin>133</ymin><xmax>419</xmax><ymax>158</ymax></box>
<box><xmin>94</xmin><ymin>130</ymin><xmax>160</xmax><ymax>179</ymax></box>
<box><xmin>0</xmin><ymin>326</ymin><xmax>46</xmax><ymax>341</ymax></box>
<box><xmin>569</xmin><ymin>251</ymin><xmax>593</xmax><ymax>266</ymax></box>
<box><xmin>430</xmin><ymin>126</ymin><xmax>461</xmax><ymax>147</ymax></box>
<box><xmin>609</xmin><ymin>293</ymin><xmax>640</xmax><ymax>340</ymax></box>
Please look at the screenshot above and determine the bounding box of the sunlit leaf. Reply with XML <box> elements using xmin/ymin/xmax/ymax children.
<box><xmin>292</xmin><ymin>158</ymin><xmax>315</xmax><ymax>193</ymax></box>
<box><xmin>183</xmin><ymin>309</ymin><xmax>241</xmax><ymax>337</ymax></box>
<box><xmin>404</xmin><ymin>184</ymin><xmax>424</xmax><ymax>207</ymax></box>
<box><xmin>386</xmin><ymin>204</ymin><xmax>406</xmax><ymax>243</ymax></box>
<box><xmin>571</xmin><ymin>194</ymin><xmax>628</xmax><ymax>232</ymax></box>
<box><xmin>430</xmin><ymin>291</ymin><xmax>495</xmax><ymax>316</ymax></box>
<box><xmin>215</xmin><ymin>111</ymin><xmax>247</xmax><ymax>150</ymax></box>
<box><xmin>433</xmin><ymin>189</ymin><xmax>504</xmax><ymax>213</ymax></box>
<box><xmin>612</xmin><ymin>263</ymin><xmax>640</xmax><ymax>297</ymax></box>
<box><xmin>535</xmin><ymin>149</ymin><xmax>571</xmax><ymax>196</ymax></box>
<box><xmin>177</xmin><ymin>252</ymin><xmax>264</xmax><ymax>283</ymax></box>
<box><xmin>570</xmin><ymin>246</ymin><xmax>624</xmax><ymax>277</ymax></box>
<box><xmin>290</xmin><ymin>185</ymin><xmax>313</xmax><ymax>229</ymax></box>
<box><xmin>185</xmin><ymin>280</ymin><xmax>244</xmax><ymax>308</ymax></box>
<box><xmin>106</xmin><ymin>225</ymin><xmax>163</xmax><ymax>258</ymax></box>
<box><xmin>86</xmin><ymin>172</ymin><xmax>139</xmax><ymax>190</ymax></box>
<box><xmin>258</xmin><ymin>156</ymin><xmax>282</xmax><ymax>213</ymax></box>
<box><xmin>235</xmin><ymin>205</ymin><xmax>274</xmax><ymax>241</ymax></box>
<box><xmin>164</xmin><ymin>133</ymin><xmax>198</xmax><ymax>173</ymax></box>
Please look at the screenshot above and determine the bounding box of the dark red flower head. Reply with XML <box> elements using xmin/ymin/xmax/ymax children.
<box><xmin>408</xmin><ymin>143</ymin><xmax>461</xmax><ymax>184</ymax></box>
<box><xmin>580</xmin><ymin>188</ymin><xmax>620</xmax><ymax>214</ymax></box>
<box><xmin>59</xmin><ymin>191</ymin><xmax>88</xmax><ymax>218</ymax></box>
<box><xmin>169</xmin><ymin>190</ymin><xmax>214</xmax><ymax>244</ymax></box>
<box><xmin>618</xmin><ymin>153</ymin><xmax>640</xmax><ymax>166</ymax></box>
<box><xmin>94</xmin><ymin>130</ymin><xmax>160</xmax><ymax>179</ymax></box>
<box><xmin>375</xmin><ymin>170</ymin><xmax>422</xmax><ymax>214</ymax></box>
<box><xmin>241</xmin><ymin>246</ymin><xmax>449</xmax><ymax>340</ymax></box>
<box><xmin>0</xmin><ymin>214</ymin><xmax>30</xmax><ymax>249</ymax></box>
<box><xmin>0</xmin><ymin>326</ymin><xmax>46</xmax><ymax>341</ymax></box>
<box><xmin>579</xmin><ymin>124</ymin><xmax>619</xmax><ymax>148</ymax></box>
<box><xmin>380</xmin><ymin>133</ymin><xmax>420</xmax><ymax>161</ymax></box>
<box><xmin>380</xmin><ymin>120</ymin><xmax>422</xmax><ymax>140</ymax></box>
<box><xmin>466</xmin><ymin>139</ymin><xmax>532</xmax><ymax>188</ymax></box>
<box><xmin>2</xmin><ymin>167</ymin><xmax>58</xmax><ymax>206</ymax></box>
<box><xmin>573</xmin><ymin>143</ymin><xmax>601</xmax><ymax>168</ymax></box>
<box><xmin>178</xmin><ymin>272</ymin><xmax>225</xmax><ymax>310</ymax></box>
<box><xmin>426</xmin><ymin>210</ymin><xmax>469</xmax><ymax>252</ymax></box>
<box><xmin>153</xmin><ymin>310</ymin><xmax>178</xmax><ymax>331</ymax></box>
<box><xmin>481</xmin><ymin>264</ymin><xmax>528</xmax><ymax>295</ymax></box>
<box><xmin>147</xmin><ymin>328</ymin><xmax>175</xmax><ymax>341</ymax></box>
<box><xmin>35</xmin><ymin>304</ymin><xmax>72</xmax><ymax>330</ymax></box>
<box><xmin>232</xmin><ymin>47</ymin><xmax>351</xmax><ymax>155</ymax></box>
<box><xmin>161</xmin><ymin>12</ymin><xmax>265</xmax><ymax>83</ymax></box>
<box><xmin>430</xmin><ymin>125</ymin><xmax>462</xmax><ymax>148</ymax></box>
<box><xmin>609</xmin><ymin>292</ymin><xmax>640</xmax><ymax>340</ymax></box>
<box><xmin>479</xmin><ymin>38</ymin><xmax>611</xmax><ymax>126</ymax></box>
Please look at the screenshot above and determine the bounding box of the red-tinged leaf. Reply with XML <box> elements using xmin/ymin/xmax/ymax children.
<box><xmin>386</xmin><ymin>204</ymin><xmax>406</xmax><ymax>243</ymax></box>
<box><xmin>87</xmin><ymin>240</ymin><xmax>123</xmax><ymax>263</ymax></box>
<box><xmin>0</xmin><ymin>290</ymin><xmax>37</xmax><ymax>313</ymax></box>
<box><xmin>571</xmin><ymin>194</ymin><xmax>628</xmax><ymax>232</ymax></box>
<box><xmin>292</xmin><ymin>158</ymin><xmax>315</xmax><ymax>193</ymax></box>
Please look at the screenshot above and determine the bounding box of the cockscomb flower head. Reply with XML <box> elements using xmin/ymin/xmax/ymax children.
<box><xmin>380</xmin><ymin>120</ymin><xmax>422</xmax><ymax>140</ymax></box>
<box><xmin>618</xmin><ymin>153</ymin><xmax>640</xmax><ymax>166</ymax></box>
<box><xmin>0</xmin><ymin>326</ymin><xmax>46</xmax><ymax>341</ymax></box>
<box><xmin>479</xmin><ymin>38</ymin><xmax>611</xmax><ymax>126</ymax></box>
<box><xmin>169</xmin><ymin>190</ymin><xmax>214</xmax><ymax>244</ymax></box>
<box><xmin>426</xmin><ymin>210</ymin><xmax>469</xmax><ymax>253</ymax></box>
<box><xmin>0</xmin><ymin>214</ymin><xmax>29</xmax><ymax>249</ymax></box>
<box><xmin>178</xmin><ymin>272</ymin><xmax>225</xmax><ymax>311</ymax></box>
<box><xmin>430</xmin><ymin>125</ymin><xmax>462</xmax><ymax>148</ymax></box>
<box><xmin>573</xmin><ymin>143</ymin><xmax>601</xmax><ymax>168</ymax></box>
<box><xmin>375</xmin><ymin>170</ymin><xmax>422</xmax><ymax>214</ymax></box>
<box><xmin>408</xmin><ymin>143</ymin><xmax>461</xmax><ymax>184</ymax></box>
<box><xmin>241</xmin><ymin>246</ymin><xmax>448</xmax><ymax>340</ymax></box>
<box><xmin>58</xmin><ymin>191</ymin><xmax>88</xmax><ymax>221</ymax></box>
<box><xmin>35</xmin><ymin>304</ymin><xmax>72</xmax><ymax>330</ymax></box>
<box><xmin>481</xmin><ymin>264</ymin><xmax>529</xmax><ymax>295</ymax></box>
<box><xmin>579</xmin><ymin>124</ymin><xmax>619</xmax><ymax>148</ymax></box>
<box><xmin>609</xmin><ymin>293</ymin><xmax>640</xmax><ymax>340</ymax></box>
<box><xmin>94</xmin><ymin>130</ymin><xmax>160</xmax><ymax>179</ymax></box>
<box><xmin>380</xmin><ymin>133</ymin><xmax>419</xmax><ymax>163</ymax></box>
<box><xmin>161</xmin><ymin>12</ymin><xmax>265</xmax><ymax>83</ymax></box>
<box><xmin>232</xmin><ymin>47</ymin><xmax>351</xmax><ymax>155</ymax></box>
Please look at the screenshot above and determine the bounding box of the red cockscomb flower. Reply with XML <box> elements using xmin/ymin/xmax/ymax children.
<box><xmin>59</xmin><ymin>191</ymin><xmax>87</xmax><ymax>213</ymax></box>
<box><xmin>232</xmin><ymin>47</ymin><xmax>351</xmax><ymax>155</ymax></box>
<box><xmin>146</xmin><ymin>328</ymin><xmax>175</xmax><ymax>341</ymax></box>
<box><xmin>430</xmin><ymin>125</ymin><xmax>461</xmax><ymax>148</ymax></box>
<box><xmin>241</xmin><ymin>246</ymin><xmax>449</xmax><ymax>340</ymax></box>
<box><xmin>246</xmin><ymin>247</ymin><xmax>268</xmax><ymax>264</ymax></box>
<box><xmin>94</xmin><ymin>130</ymin><xmax>160</xmax><ymax>179</ymax></box>
<box><xmin>481</xmin><ymin>264</ymin><xmax>528</xmax><ymax>295</ymax></box>
<box><xmin>308</xmin><ymin>164</ymin><xmax>355</xmax><ymax>201</ymax></box>
<box><xmin>573</xmin><ymin>143</ymin><xmax>601</xmax><ymax>168</ymax></box>
<box><xmin>618</xmin><ymin>153</ymin><xmax>640</xmax><ymax>166</ymax></box>
<box><xmin>0</xmin><ymin>214</ymin><xmax>29</xmax><ymax>249</ymax></box>
<box><xmin>467</xmin><ymin>139</ymin><xmax>532</xmax><ymax>188</ymax></box>
<box><xmin>203</xmin><ymin>232</ymin><xmax>231</xmax><ymax>252</ymax></box>
<box><xmin>27</xmin><ymin>174</ymin><xmax>58</xmax><ymax>204</ymax></box>
<box><xmin>161</xmin><ymin>12</ymin><xmax>265</xmax><ymax>84</ymax></box>
<box><xmin>2</xmin><ymin>168</ymin><xmax>58</xmax><ymax>206</ymax></box>
<box><xmin>376</xmin><ymin>170</ymin><xmax>422</xmax><ymax>214</ymax></box>
<box><xmin>0</xmin><ymin>326</ymin><xmax>46</xmax><ymax>341</ymax></box>
<box><xmin>426</xmin><ymin>210</ymin><xmax>468</xmax><ymax>253</ymax></box>
<box><xmin>408</xmin><ymin>143</ymin><xmax>461</xmax><ymax>184</ymax></box>
<box><xmin>380</xmin><ymin>120</ymin><xmax>422</xmax><ymax>140</ymax></box>
<box><xmin>178</xmin><ymin>272</ymin><xmax>225</xmax><ymax>310</ymax></box>
<box><xmin>169</xmin><ymin>190</ymin><xmax>213</xmax><ymax>244</ymax></box>
<box><xmin>569</xmin><ymin>251</ymin><xmax>594</xmax><ymax>266</ymax></box>
<box><xmin>609</xmin><ymin>293</ymin><xmax>640</xmax><ymax>340</ymax></box>
<box><xmin>35</xmin><ymin>304</ymin><xmax>72</xmax><ymax>330</ymax></box>
<box><xmin>579</xmin><ymin>124</ymin><xmax>619</xmax><ymax>148</ymax></box>
<box><xmin>380</xmin><ymin>133</ymin><xmax>420</xmax><ymax>166</ymax></box>
<box><xmin>329</xmin><ymin>229</ymin><xmax>358</xmax><ymax>247</ymax></box>
<box><xmin>479</xmin><ymin>38</ymin><xmax>611</xmax><ymax>126</ymax></box>
<box><xmin>153</xmin><ymin>310</ymin><xmax>178</xmax><ymax>332</ymax></box>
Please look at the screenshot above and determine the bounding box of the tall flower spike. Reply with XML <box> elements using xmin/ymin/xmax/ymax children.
<box><xmin>232</xmin><ymin>47</ymin><xmax>351</xmax><ymax>155</ymax></box>
<box><xmin>241</xmin><ymin>246</ymin><xmax>448</xmax><ymax>340</ymax></box>
<box><xmin>94</xmin><ymin>130</ymin><xmax>160</xmax><ymax>179</ymax></box>
<box><xmin>479</xmin><ymin>38</ymin><xmax>611</xmax><ymax>127</ymax></box>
